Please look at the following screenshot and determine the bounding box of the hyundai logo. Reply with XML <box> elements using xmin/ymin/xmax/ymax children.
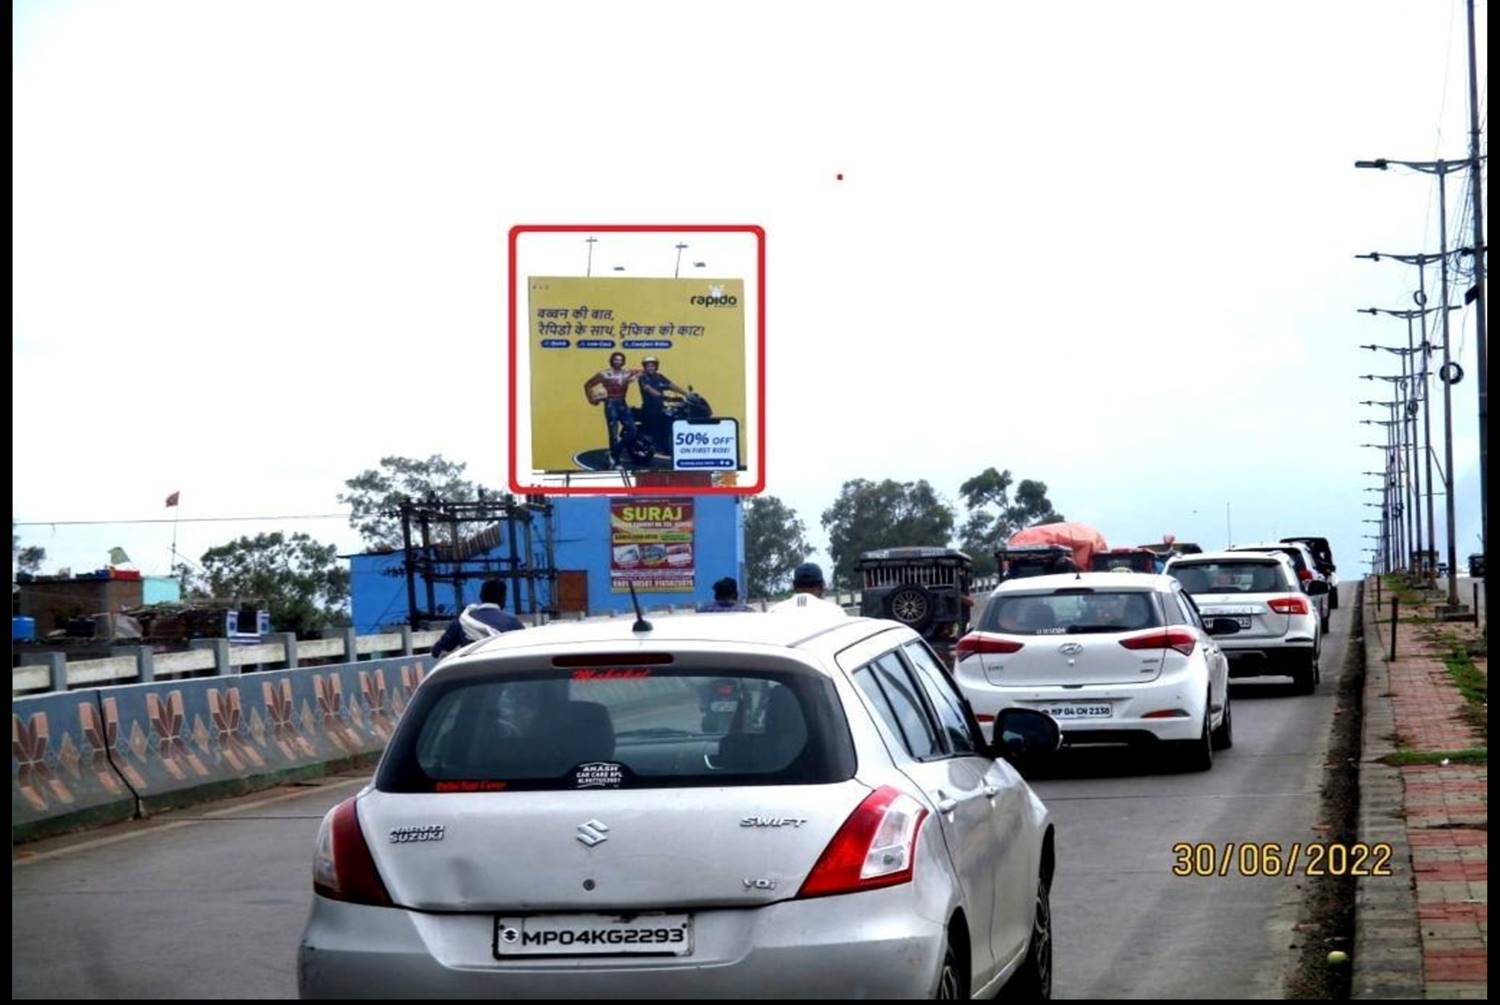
<box><xmin>1058</xmin><ymin>642</ymin><xmax>1084</xmax><ymax>656</ymax></box>
<box><xmin>576</xmin><ymin>819</ymin><xmax>610</xmax><ymax>847</ymax></box>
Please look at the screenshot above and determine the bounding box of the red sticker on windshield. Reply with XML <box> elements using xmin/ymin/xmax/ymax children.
<box><xmin>434</xmin><ymin>780</ymin><xmax>509</xmax><ymax>793</ymax></box>
<box><xmin>572</xmin><ymin>668</ymin><xmax>654</xmax><ymax>681</ymax></box>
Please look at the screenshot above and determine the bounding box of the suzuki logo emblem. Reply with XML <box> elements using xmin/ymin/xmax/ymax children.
<box><xmin>576</xmin><ymin>819</ymin><xmax>610</xmax><ymax>847</ymax></box>
<box><xmin>1058</xmin><ymin>642</ymin><xmax>1084</xmax><ymax>656</ymax></box>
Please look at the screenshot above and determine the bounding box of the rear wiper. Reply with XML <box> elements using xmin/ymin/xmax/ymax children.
<box><xmin>615</xmin><ymin>727</ymin><xmax>696</xmax><ymax>738</ymax></box>
<box><xmin>1065</xmin><ymin>624</ymin><xmax>1119</xmax><ymax>634</ymax></box>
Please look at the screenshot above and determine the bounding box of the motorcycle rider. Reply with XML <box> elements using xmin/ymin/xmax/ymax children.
<box><xmin>429</xmin><ymin>579</ymin><xmax>525</xmax><ymax>660</ymax></box>
<box><xmin>638</xmin><ymin>356</ymin><xmax>689</xmax><ymax>419</ymax></box>
<box><xmin>583</xmin><ymin>352</ymin><xmax>641</xmax><ymax>469</ymax></box>
<box><xmin>769</xmin><ymin>562</ymin><xmax>846</xmax><ymax>616</ymax></box>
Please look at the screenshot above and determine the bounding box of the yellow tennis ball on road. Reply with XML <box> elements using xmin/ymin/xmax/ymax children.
<box><xmin>1327</xmin><ymin>951</ymin><xmax>1349</xmax><ymax>966</ymax></box>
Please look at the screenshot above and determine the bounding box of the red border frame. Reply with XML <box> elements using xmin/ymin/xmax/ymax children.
<box><xmin>508</xmin><ymin>224</ymin><xmax>766</xmax><ymax>496</ymax></box>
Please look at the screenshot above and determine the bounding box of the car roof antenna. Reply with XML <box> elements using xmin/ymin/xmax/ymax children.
<box><xmin>627</xmin><ymin>582</ymin><xmax>653</xmax><ymax>633</ymax></box>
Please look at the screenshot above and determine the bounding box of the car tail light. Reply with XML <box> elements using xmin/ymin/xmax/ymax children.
<box><xmin>955</xmin><ymin>633</ymin><xmax>1025</xmax><ymax>660</ymax></box>
<box><xmin>313</xmin><ymin>797</ymin><xmax>393</xmax><ymax>906</ymax></box>
<box><xmin>797</xmin><ymin>786</ymin><xmax>927</xmax><ymax>899</ymax></box>
<box><xmin>1297</xmin><ymin>568</ymin><xmax>1313</xmax><ymax>582</ymax></box>
<box><xmin>1268</xmin><ymin>595</ymin><xmax>1310</xmax><ymax>615</ymax></box>
<box><xmin>1119</xmin><ymin>628</ymin><xmax>1196</xmax><ymax>657</ymax></box>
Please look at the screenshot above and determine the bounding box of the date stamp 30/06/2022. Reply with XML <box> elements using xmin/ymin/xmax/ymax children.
<box><xmin>1171</xmin><ymin>842</ymin><xmax>1394</xmax><ymax>878</ymax></box>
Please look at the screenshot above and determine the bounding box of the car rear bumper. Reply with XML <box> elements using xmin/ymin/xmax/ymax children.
<box><xmin>963</xmin><ymin>675</ymin><xmax>1210</xmax><ymax>744</ymax></box>
<box><xmin>1221</xmin><ymin>643</ymin><xmax>1315</xmax><ymax>678</ymax></box>
<box><xmin>298</xmin><ymin>886</ymin><xmax>946</xmax><ymax>999</ymax></box>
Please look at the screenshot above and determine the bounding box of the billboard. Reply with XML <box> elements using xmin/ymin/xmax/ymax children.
<box><xmin>610</xmin><ymin>498</ymin><xmax>695</xmax><ymax>593</ymax></box>
<box><xmin>507</xmin><ymin>224</ymin><xmax>765</xmax><ymax>497</ymax></box>
<box><xmin>527</xmin><ymin>276</ymin><xmax>745</xmax><ymax>474</ymax></box>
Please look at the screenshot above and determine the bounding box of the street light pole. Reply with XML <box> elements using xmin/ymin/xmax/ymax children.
<box><xmin>1355</xmin><ymin>266</ymin><xmax>1460</xmax><ymax>583</ymax></box>
<box><xmin>1361</xmin><ymin>327</ymin><xmax>1436</xmax><ymax>578</ymax></box>
<box><xmin>1366</xmin><ymin>418</ymin><xmax>1403</xmax><ymax>569</ymax></box>
<box><xmin>1464</xmin><ymin>0</ymin><xmax>1488</xmax><ymax>558</ymax></box>
<box><xmin>1437</xmin><ymin>166</ymin><xmax>1460</xmax><ymax>606</ymax></box>
<box><xmin>1355</xmin><ymin>160</ymin><xmax>1471</xmax><ymax>606</ymax></box>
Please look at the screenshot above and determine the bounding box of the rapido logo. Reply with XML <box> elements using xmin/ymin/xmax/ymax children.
<box><xmin>690</xmin><ymin>284</ymin><xmax>738</xmax><ymax>307</ymax></box>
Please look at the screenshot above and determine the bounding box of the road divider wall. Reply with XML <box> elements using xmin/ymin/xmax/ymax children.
<box><xmin>12</xmin><ymin>655</ymin><xmax>432</xmax><ymax>843</ymax></box>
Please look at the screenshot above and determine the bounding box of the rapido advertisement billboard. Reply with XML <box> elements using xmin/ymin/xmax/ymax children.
<box><xmin>526</xmin><ymin>276</ymin><xmax>746</xmax><ymax>475</ymax></box>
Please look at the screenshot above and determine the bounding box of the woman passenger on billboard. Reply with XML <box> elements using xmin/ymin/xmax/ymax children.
<box><xmin>583</xmin><ymin>352</ymin><xmax>640</xmax><ymax>469</ymax></box>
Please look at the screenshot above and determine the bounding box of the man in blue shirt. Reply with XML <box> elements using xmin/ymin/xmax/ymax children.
<box><xmin>429</xmin><ymin>579</ymin><xmax>525</xmax><ymax>660</ymax></box>
<box><xmin>697</xmin><ymin>577</ymin><xmax>751</xmax><ymax>612</ymax></box>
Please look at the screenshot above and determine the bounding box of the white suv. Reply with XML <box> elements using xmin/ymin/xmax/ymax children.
<box><xmin>1228</xmin><ymin>542</ymin><xmax>1332</xmax><ymax>633</ymax></box>
<box><xmin>951</xmin><ymin>573</ymin><xmax>1238</xmax><ymax>771</ymax></box>
<box><xmin>1165</xmin><ymin>552</ymin><xmax>1327</xmax><ymax>694</ymax></box>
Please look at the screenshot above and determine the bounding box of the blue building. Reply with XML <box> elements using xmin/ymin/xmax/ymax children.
<box><xmin>349</xmin><ymin>495</ymin><xmax>744</xmax><ymax>632</ymax></box>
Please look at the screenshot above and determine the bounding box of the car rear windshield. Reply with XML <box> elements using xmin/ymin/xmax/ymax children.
<box><xmin>1238</xmin><ymin>547</ymin><xmax>1306</xmax><ymax>573</ymax></box>
<box><xmin>377</xmin><ymin>666</ymin><xmax>856</xmax><ymax>793</ymax></box>
<box><xmin>1091</xmin><ymin>554</ymin><xmax>1156</xmax><ymax>572</ymax></box>
<box><xmin>979</xmin><ymin>589</ymin><xmax>1162</xmax><ymax>634</ymax></box>
<box><xmin>1171</xmin><ymin>561</ymin><xmax>1290</xmax><ymax>594</ymax></box>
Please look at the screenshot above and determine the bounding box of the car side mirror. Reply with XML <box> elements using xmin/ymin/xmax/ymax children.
<box><xmin>989</xmin><ymin>708</ymin><xmax>1061</xmax><ymax>760</ymax></box>
<box><xmin>1207</xmin><ymin>617</ymin><xmax>1242</xmax><ymax>636</ymax></box>
<box><xmin>1304</xmin><ymin>580</ymin><xmax>1330</xmax><ymax>596</ymax></box>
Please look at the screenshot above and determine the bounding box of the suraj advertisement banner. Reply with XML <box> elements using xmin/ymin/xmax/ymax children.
<box><xmin>528</xmin><ymin>277</ymin><xmax>746</xmax><ymax>474</ymax></box>
<box><xmin>610</xmin><ymin>497</ymin><xmax>695</xmax><ymax>592</ymax></box>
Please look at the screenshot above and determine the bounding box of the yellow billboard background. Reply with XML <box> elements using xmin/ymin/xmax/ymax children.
<box><xmin>527</xmin><ymin>277</ymin><xmax>746</xmax><ymax>472</ymax></box>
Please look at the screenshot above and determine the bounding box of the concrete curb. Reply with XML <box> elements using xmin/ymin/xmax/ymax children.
<box><xmin>1352</xmin><ymin>578</ymin><xmax>1425</xmax><ymax>999</ymax></box>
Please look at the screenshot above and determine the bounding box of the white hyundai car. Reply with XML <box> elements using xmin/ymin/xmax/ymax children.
<box><xmin>1165</xmin><ymin>551</ymin><xmax>1327</xmax><ymax>694</ymax></box>
<box><xmin>951</xmin><ymin>573</ymin><xmax>1238</xmax><ymax>771</ymax></box>
<box><xmin>299</xmin><ymin>608</ymin><xmax>1061</xmax><ymax>999</ymax></box>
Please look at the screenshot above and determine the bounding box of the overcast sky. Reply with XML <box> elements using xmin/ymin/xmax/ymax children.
<box><xmin>13</xmin><ymin>0</ymin><xmax>1487</xmax><ymax>586</ymax></box>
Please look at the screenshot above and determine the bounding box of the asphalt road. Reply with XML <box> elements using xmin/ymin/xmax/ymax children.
<box><xmin>11</xmin><ymin>586</ymin><xmax>1358</xmax><ymax>999</ymax></box>
<box><xmin>1032</xmin><ymin>583</ymin><xmax>1357</xmax><ymax>998</ymax></box>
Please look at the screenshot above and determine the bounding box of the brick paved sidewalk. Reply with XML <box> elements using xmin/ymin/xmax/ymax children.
<box><xmin>1363</xmin><ymin>578</ymin><xmax>1487</xmax><ymax>999</ymax></box>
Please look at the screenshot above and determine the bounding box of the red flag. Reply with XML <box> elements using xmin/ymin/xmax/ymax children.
<box><xmin>165</xmin><ymin>491</ymin><xmax>180</xmax><ymax>508</ymax></box>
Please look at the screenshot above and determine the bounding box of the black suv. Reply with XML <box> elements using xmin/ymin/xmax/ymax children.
<box><xmin>857</xmin><ymin>548</ymin><xmax>974</xmax><ymax>661</ymax></box>
<box><xmin>1282</xmin><ymin>536</ymin><xmax>1338</xmax><ymax>609</ymax></box>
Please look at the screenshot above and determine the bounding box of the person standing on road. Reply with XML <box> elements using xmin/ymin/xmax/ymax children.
<box><xmin>583</xmin><ymin>352</ymin><xmax>642</xmax><ymax>469</ymax></box>
<box><xmin>769</xmin><ymin>562</ymin><xmax>846</xmax><ymax>615</ymax></box>
<box><xmin>697</xmin><ymin>576</ymin><xmax>751</xmax><ymax>612</ymax></box>
<box><xmin>430</xmin><ymin>579</ymin><xmax>525</xmax><ymax>660</ymax></box>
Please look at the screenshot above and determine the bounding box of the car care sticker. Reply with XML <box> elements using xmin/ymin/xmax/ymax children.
<box><xmin>574</xmin><ymin>762</ymin><xmax>625</xmax><ymax>788</ymax></box>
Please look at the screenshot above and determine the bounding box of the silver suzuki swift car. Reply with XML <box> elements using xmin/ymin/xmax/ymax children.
<box><xmin>298</xmin><ymin>608</ymin><xmax>1060</xmax><ymax>999</ymax></box>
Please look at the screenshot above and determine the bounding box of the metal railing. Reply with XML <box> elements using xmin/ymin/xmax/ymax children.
<box><xmin>14</xmin><ymin>576</ymin><xmax>1008</xmax><ymax>695</ymax></box>
<box><xmin>13</xmin><ymin>628</ymin><xmax>447</xmax><ymax>696</ymax></box>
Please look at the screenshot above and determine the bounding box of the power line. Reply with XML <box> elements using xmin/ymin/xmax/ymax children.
<box><xmin>13</xmin><ymin>513</ymin><xmax>351</xmax><ymax>527</ymax></box>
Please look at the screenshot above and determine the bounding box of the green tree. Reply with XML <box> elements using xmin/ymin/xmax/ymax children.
<box><xmin>821</xmin><ymin>479</ymin><xmax>955</xmax><ymax>589</ymax></box>
<box><xmin>958</xmin><ymin>468</ymin><xmax>1064</xmax><ymax>576</ymax></box>
<box><xmin>193</xmin><ymin>532</ymin><xmax>350</xmax><ymax>638</ymax></box>
<box><xmin>743</xmin><ymin>496</ymin><xmax>813</xmax><ymax>599</ymax></box>
<box><xmin>338</xmin><ymin>455</ymin><xmax>484</xmax><ymax>551</ymax></box>
<box><xmin>12</xmin><ymin>522</ymin><xmax>45</xmax><ymax>574</ymax></box>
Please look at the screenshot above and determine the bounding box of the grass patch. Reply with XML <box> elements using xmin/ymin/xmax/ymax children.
<box><xmin>1441</xmin><ymin>640</ymin><xmax>1488</xmax><ymax>734</ymax></box>
<box><xmin>1379</xmin><ymin>748</ymin><xmax>1487</xmax><ymax>766</ymax></box>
